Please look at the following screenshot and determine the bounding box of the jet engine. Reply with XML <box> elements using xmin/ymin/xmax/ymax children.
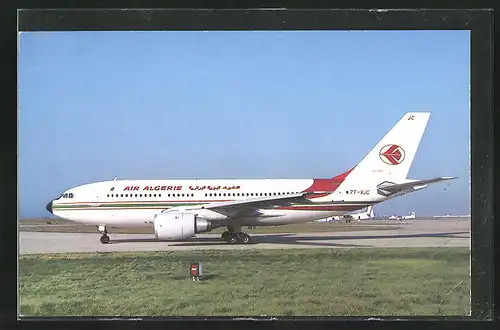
<box><xmin>153</xmin><ymin>212</ymin><xmax>213</xmax><ymax>240</ymax></box>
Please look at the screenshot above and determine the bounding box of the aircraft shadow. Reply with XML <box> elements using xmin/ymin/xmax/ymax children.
<box><xmin>108</xmin><ymin>231</ymin><xmax>469</xmax><ymax>248</ymax></box>
<box><xmin>109</xmin><ymin>234</ymin><xmax>366</xmax><ymax>247</ymax></box>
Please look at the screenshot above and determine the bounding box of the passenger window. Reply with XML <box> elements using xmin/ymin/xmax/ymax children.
<box><xmin>177</xmin><ymin>194</ymin><xmax>180</xmax><ymax>197</ymax></box>
<box><xmin>237</xmin><ymin>193</ymin><xmax>240</xmax><ymax>196</ymax></box>
<box><xmin>191</xmin><ymin>193</ymin><xmax>194</xmax><ymax>197</ymax></box>
<box><xmin>135</xmin><ymin>194</ymin><xmax>138</xmax><ymax>197</ymax></box>
<box><xmin>159</xmin><ymin>194</ymin><xmax>161</xmax><ymax>197</ymax></box>
<box><xmin>149</xmin><ymin>194</ymin><xmax>152</xmax><ymax>197</ymax></box>
<box><xmin>154</xmin><ymin>194</ymin><xmax>157</xmax><ymax>197</ymax></box>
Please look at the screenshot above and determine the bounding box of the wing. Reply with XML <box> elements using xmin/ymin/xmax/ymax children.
<box><xmin>184</xmin><ymin>192</ymin><xmax>317</xmax><ymax>218</ymax></box>
<box><xmin>377</xmin><ymin>176</ymin><xmax>456</xmax><ymax>196</ymax></box>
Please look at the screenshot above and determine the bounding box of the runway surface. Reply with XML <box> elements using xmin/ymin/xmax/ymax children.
<box><xmin>19</xmin><ymin>218</ymin><xmax>470</xmax><ymax>255</ymax></box>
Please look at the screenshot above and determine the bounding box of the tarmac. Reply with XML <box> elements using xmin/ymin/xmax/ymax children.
<box><xmin>19</xmin><ymin>218</ymin><xmax>470</xmax><ymax>255</ymax></box>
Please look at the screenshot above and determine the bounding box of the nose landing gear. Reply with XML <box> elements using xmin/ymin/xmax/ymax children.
<box><xmin>98</xmin><ymin>225</ymin><xmax>110</xmax><ymax>244</ymax></box>
<box><xmin>100</xmin><ymin>234</ymin><xmax>110</xmax><ymax>244</ymax></box>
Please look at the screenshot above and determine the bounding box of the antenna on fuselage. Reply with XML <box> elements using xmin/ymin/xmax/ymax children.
<box><xmin>113</xmin><ymin>176</ymin><xmax>117</xmax><ymax>181</ymax></box>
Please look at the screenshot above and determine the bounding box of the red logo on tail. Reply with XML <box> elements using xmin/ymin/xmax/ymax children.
<box><xmin>379</xmin><ymin>144</ymin><xmax>405</xmax><ymax>165</ymax></box>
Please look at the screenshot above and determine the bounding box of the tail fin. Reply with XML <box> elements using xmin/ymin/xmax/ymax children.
<box><xmin>339</xmin><ymin>112</ymin><xmax>430</xmax><ymax>187</ymax></box>
<box><xmin>367</xmin><ymin>205</ymin><xmax>374</xmax><ymax>218</ymax></box>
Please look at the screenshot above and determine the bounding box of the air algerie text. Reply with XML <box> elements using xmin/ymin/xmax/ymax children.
<box><xmin>123</xmin><ymin>186</ymin><xmax>182</xmax><ymax>191</ymax></box>
<box><xmin>123</xmin><ymin>185</ymin><xmax>241</xmax><ymax>191</ymax></box>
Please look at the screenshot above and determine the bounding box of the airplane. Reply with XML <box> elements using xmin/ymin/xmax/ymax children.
<box><xmin>44</xmin><ymin>112</ymin><xmax>456</xmax><ymax>245</ymax></box>
<box><xmin>314</xmin><ymin>217</ymin><xmax>334</xmax><ymax>223</ymax></box>
<box><xmin>327</xmin><ymin>205</ymin><xmax>375</xmax><ymax>222</ymax></box>
<box><xmin>388</xmin><ymin>211</ymin><xmax>416</xmax><ymax>221</ymax></box>
<box><xmin>402</xmin><ymin>212</ymin><xmax>416</xmax><ymax>220</ymax></box>
<box><xmin>352</xmin><ymin>205</ymin><xmax>375</xmax><ymax>221</ymax></box>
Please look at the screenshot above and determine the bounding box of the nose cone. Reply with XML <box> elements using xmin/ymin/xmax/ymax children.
<box><xmin>45</xmin><ymin>201</ymin><xmax>53</xmax><ymax>214</ymax></box>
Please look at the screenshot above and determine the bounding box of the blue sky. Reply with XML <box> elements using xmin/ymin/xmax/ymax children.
<box><xmin>18</xmin><ymin>30</ymin><xmax>470</xmax><ymax>218</ymax></box>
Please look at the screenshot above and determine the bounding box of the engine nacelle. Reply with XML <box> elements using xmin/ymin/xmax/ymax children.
<box><xmin>153</xmin><ymin>212</ymin><xmax>213</xmax><ymax>240</ymax></box>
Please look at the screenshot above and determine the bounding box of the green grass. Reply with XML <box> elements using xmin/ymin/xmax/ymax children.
<box><xmin>19</xmin><ymin>248</ymin><xmax>470</xmax><ymax>317</ymax></box>
<box><xmin>19</xmin><ymin>218</ymin><xmax>400</xmax><ymax>234</ymax></box>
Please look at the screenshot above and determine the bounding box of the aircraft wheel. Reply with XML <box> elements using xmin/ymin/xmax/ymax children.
<box><xmin>227</xmin><ymin>234</ymin><xmax>239</xmax><ymax>244</ymax></box>
<box><xmin>239</xmin><ymin>233</ymin><xmax>251</xmax><ymax>244</ymax></box>
<box><xmin>100</xmin><ymin>234</ymin><xmax>110</xmax><ymax>244</ymax></box>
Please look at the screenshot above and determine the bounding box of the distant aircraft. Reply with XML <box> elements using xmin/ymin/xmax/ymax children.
<box><xmin>45</xmin><ymin>112</ymin><xmax>456</xmax><ymax>245</ymax></box>
<box><xmin>388</xmin><ymin>211</ymin><xmax>416</xmax><ymax>221</ymax></box>
<box><xmin>329</xmin><ymin>205</ymin><xmax>375</xmax><ymax>222</ymax></box>
<box><xmin>353</xmin><ymin>206</ymin><xmax>375</xmax><ymax>220</ymax></box>
<box><xmin>314</xmin><ymin>217</ymin><xmax>334</xmax><ymax>223</ymax></box>
<box><xmin>402</xmin><ymin>212</ymin><xmax>416</xmax><ymax>220</ymax></box>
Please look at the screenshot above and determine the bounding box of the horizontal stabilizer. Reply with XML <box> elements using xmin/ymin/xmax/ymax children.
<box><xmin>377</xmin><ymin>177</ymin><xmax>456</xmax><ymax>196</ymax></box>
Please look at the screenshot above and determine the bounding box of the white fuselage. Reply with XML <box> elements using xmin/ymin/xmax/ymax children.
<box><xmin>50</xmin><ymin>178</ymin><xmax>383</xmax><ymax>228</ymax></box>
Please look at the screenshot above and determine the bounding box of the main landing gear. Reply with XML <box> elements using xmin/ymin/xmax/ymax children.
<box><xmin>98</xmin><ymin>225</ymin><xmax>110</xmax><ymax>244</ymax></box>
<box><xmin>221</xmin><ymin>229</ymin><xmax>252</xmax><ymax>244</ymax></box>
